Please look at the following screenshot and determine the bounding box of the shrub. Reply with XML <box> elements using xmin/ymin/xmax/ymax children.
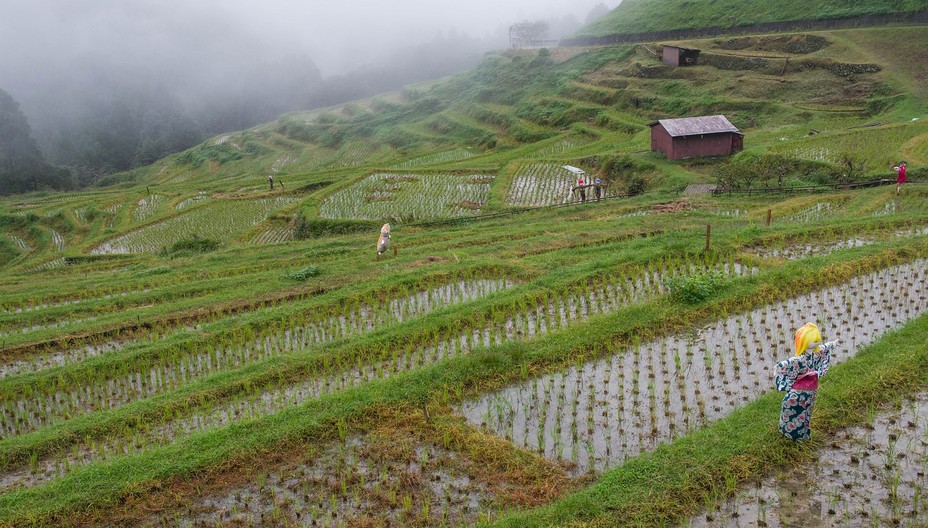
<box><xmin>666</xmin><ymin>271</ymin><xmax>727</xmax><ymax>304</ymax></box>
<box><xmin>284</xmin><ymin>265</ymin><xmax>321</xmax><ymax>281</ymax></box>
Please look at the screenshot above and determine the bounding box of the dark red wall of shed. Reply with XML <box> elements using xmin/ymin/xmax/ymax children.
<box><xmin>668</xmin><ymin>133</ymin><xmax>737</xmax><ymax>159</ymax></box>
<box><xmin>651</xmin><ymin>125</ymin><xmax>674</xmax><ymax>156</ymax></box>
<box><xmin>662</xmin><ymin>47</ymin><xmax>680</xmax><ymax>66</ymax></box>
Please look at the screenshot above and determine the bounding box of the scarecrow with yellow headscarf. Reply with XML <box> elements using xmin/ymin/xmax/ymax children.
<box><xmin>774</xmin><ymin>323</ymin><xmax>837</xmax><ymax>440</ymax></box>
<box><xmin>377</xmin><ymin>223</ymin><xmax>391</xmax><ymax>256</ymax></box>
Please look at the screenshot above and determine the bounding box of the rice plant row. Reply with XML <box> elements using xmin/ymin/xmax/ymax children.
<box><xmin>536</xmin><ymin>137</ymin><xmax>592</xmax><ymax>157</ymax></box>
<box><xmin>49</xmin><ymin>229</ymin><xmax>64</xmax><ymax>252</ymax></box>
<box><xmin>133</xmin><ymin>194</ymin><xmax>166</xmax><ymax>222</ymax></box>
<box><xmin>749</xmin><ymin>225</ymin><xmax>928</xmax><ymax>260</ymax></box>
<box><xmin>0</xmin><ymin>286</ymin><xmax>157</xmax><ymax>315</ymax></box>
<box><xmin>174</xmin><ymin>193</ymin><xmax>209</xmax><ymax>210</ymax></box>
<box><xmin>329</xmin><ymin>142</ymin><xmax>375</xmax><ymax>168</ymax></box>
<box><xmin>778</xmin><ymin>202</ymin><xmax>837</xmax><ymax>224</ymax></box>
<box><xmin>270</xmin><ymin>155</ymin><xmax>297</xmax><ymax>173</ymax></box>
<box><xmin>390</xmin><ymin>149</ymin><xmax>476</xmax><ymax>169</ymax></box>
<box><xmin>506</xmin><ymin>163</ymin><xmax>584</xmax><ymax>207</ymax></box>
<box><xmin>0</xmin><ymin>314</ymin><xmax>98</xmax><ymax>340</ymax></box>
<box><xmin>460</xmin><ymin>260</ymin><xmax>928</xmax><ymax>473</ymax></box>
<box><xmin>72</xmin><ymin>207</ymin><xmax>88</xmax><ymax>224</ymax></box>
<box><xmin>90</xmin><ymin>197</ymin><xmax>297</xmax><ymax>254</ymax></box>
<box><xmin>246</xmin><ymin>222</ymin><xmax>294</xmax><ymax>245</ymax></box>
<box><xmin>0</xmin><ymin>261</ymin><xmax>757</xmax><ymax>485</ymax></box>
<box><xmin>7</xmin><ymin>235</ymin><xmax>29</xmax><ymax>252</ymax></box>
<box><xmin>0</xmin><ymin>342</ymin><xmax>125</xmax><ymax>381</ymax></box>
<box><xmin>320</xmin><ymin>173</ymin><xmax>495</xmax><ymax>221</ymax></box>
<box><xmin>0</xmin><ymin>279</ymin><xmax>515</xmax><ymax>439</ymax></box>
<box><xmin>31</xmin><ymin>258</ymin><xmax>67</xmax><ymax>272</ymax></box>
<box><xmin>774</xmin><ymin>121</ymin><xmax>928</xmax><ymax>171</ymax></box>
<box><xmin>872</xmin><ymin>192</ymin><xmax>928</xmax><ymax>217</ymax></box>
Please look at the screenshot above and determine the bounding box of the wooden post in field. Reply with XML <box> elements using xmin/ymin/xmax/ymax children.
<box><xmin>705</xmin><ymin>224</ymin><xmax>711</xmax><ymax>252</ymax></box>
<box><xmin>766</xmin><ymin>209</ymin><xmax>772</xmax><ymax>227</ymax></box>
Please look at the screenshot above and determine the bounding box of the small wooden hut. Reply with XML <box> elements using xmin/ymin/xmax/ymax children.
<box><xmin>649</xmin><ymin>115</ymin><xmax>744</xmax><ymax>160</ymax></box>
<box><xmin>661</xmin><ymin>45</ymin><xmax>701</xmax><ymax>66</ymax></box>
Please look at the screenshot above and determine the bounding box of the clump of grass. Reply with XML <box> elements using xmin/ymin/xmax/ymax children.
<box><xmin>284</xmin><ymin>265</ymin><xmax>321</xmax><ymax>281</ymax></box>
<box><xmin>665</xmin><ymin>271</ymin><xmax>728</xmax><ymax>304</ymax></box>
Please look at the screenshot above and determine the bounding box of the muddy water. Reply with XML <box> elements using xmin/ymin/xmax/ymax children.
<box><xmin>139</xmin><ymin>433</ymin><xmax>499</xmax><ymax>528</ymax></box>
<box><xmin>0</xmin><ymin>262</ymin><xmax>756</xmax><ymax>491</ymax></box>
<box><xmin>688</xmin><ymin>394</ymin><xmax>928</xmax><ymax>528</ymax></box>
<box><xmin>459</xmin><ymin>260</ymin><xmax>928</xmax><ymax>474</ymax></box>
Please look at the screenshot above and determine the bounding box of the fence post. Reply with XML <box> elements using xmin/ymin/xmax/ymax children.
<box><xmin>766</xmin><ymin>209</ymin><xmax>772</xmax><ymax>227</ymax></box>
<box><xmin>705</xmin><ymin>224</ymin><xmax>711</xmax><ymax>252</ymax></box>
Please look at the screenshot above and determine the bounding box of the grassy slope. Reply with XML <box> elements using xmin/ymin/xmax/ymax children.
<box><xmin>579</xmin><ymin>0</ymin><xmax>928</xmax><ymax>38</ymax></box>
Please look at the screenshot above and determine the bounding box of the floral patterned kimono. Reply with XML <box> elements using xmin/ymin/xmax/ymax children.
<box><xmin>775</xmin><ymin>343</ymin><xmax>832</xmax><ymax>440</ymax></box>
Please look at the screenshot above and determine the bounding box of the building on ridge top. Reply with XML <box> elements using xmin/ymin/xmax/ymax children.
<box><xmin>649</xmin><ymin>115</ymin><xmax>744</xmax><ymax>160</ymax></box>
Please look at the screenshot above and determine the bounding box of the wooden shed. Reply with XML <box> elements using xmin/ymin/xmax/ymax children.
<box><xmin>649</xmin><ymin>115</ymin><xmax>744</xmax><ymax>160</ymax></box>
<box><xmin>661</xmin><ymin>45</ymin><xmax>701</xmax><ymax>67</ymax></box>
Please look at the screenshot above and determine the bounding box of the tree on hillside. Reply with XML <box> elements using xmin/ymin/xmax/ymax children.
<box><xmin>0</xmin><ymin>88</ymin><xmax>74</xmax><ymax>195</ymax></box>
<box><xmin>509</xmin><ymin>20</ymin><xmax>550</xmax><ymax>48</ymax></box>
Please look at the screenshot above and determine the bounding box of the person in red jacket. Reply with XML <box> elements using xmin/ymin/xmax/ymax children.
<box><xmin>893</xmin><ymin>161</ymin><xmax>907</xmax><ymax>194</ymax></box>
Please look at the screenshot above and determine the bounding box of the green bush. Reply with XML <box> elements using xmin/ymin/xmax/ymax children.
<box><xmin>284</xmin><ymin>265</ymin><xmax>321</xmax><ymax>281</ymax></box>
<box><xmin>665</xmin><ymin>271</ymin><xmax>727</xmax><ymax>304</ymax></box>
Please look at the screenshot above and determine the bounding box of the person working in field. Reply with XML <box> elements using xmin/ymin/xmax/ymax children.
<box><xmin>775</xmin><ymin>323</ymin><xmax>837</xmax><ymax>440</ymax></box>
<box><xmin>576</xmin><ymin>176</ymin><xmax>587</xmax><ymax>202</ymax></box>
<box><xmin>893</xmin><ymin>161</ymin><xmax>907</xmax><ymax>194</ymax></box>
<box><xmin>268</xmin><ymin>174</ymin><xmax>274</xmax><ymax>190</ymax></box>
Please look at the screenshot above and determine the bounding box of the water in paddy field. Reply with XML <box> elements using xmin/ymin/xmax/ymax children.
<box><xmin>749</xmin><ymin>225</ymin><xmax>928</xmax><ymax>261</ymax></box>
<box><xmin>459</xmin><ymin>260</ymin><xmax>928</xmax><ymax>474</ymax></box>
<box><xmin>689</xmin><ymin>394</ymin><xmax>928</xmax><ymax>528</ymax></box>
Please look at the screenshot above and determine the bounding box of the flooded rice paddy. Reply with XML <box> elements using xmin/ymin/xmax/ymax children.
<box><xmin>0</xmin><ymin>263</ymin><xmax>754</xmax><ymax>491</ymax></box>
<box><xmin>459</xmin><ymin>260</ymin><xmax>928</xmax><ymax>474</ymax></box>
<box><xmin>689</xmin><ymin>394</ymin><xmax>928</xmax><ymax>527</ymax></box>
<box><xmin>0</xmin><ymin>279</ymin><xmax>514</xmax><ymax>439</ymax></box>
<box><xmin>748</xmin><ymin>226</ymin><xmax>928</xmax><ymax>260</ymax></box>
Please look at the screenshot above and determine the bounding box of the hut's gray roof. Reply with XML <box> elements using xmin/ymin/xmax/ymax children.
<box><xmin>650</xmin><ymin>115</ymin><xmax>741</xmax><ymax>137</ymax></box>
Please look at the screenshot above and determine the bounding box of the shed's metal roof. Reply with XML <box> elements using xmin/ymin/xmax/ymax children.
<box><xmin>650</xmin><ymin>115</ymin><xmax>741</xmax><ymax>137</ymax></box>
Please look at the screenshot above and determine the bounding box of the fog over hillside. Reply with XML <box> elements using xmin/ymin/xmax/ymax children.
<box><xmin>0</xmin><ymin>0</ymin><xmax>616</xmax><ymax>188</ymax></box>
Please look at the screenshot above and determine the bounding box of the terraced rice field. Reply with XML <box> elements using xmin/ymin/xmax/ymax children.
<box><xmin>90</xmin><ymin>197</ymin><xmax>297</xmax><ymax>254</ymax></box>
<box><xmin>320</xmin><ymin>173</ymin><xmax>496</xmax><ymax>221</ymax></box>
<box><xmin>506</xmin><ymin>163</ymin><xmax>583</xmax><ymax>207</ymax></box>
<box><xmin>391</xmin><ymin>149</ymin><xmax>477</xmax><ymax>169</ymax></box>
<box><xmin>774</xmin><ymin>122</ymin><xmax>928</xmax><ymax>171</ymax></box>
<box><xmin>460</xmin><ymin>261</ymin><xmax>928</xmax><ymax>472</ymax></box>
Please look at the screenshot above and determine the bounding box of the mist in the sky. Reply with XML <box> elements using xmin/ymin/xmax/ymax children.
<box><xmin>0</xmin><ymin>0</ymin><xmax>618</xmax><ymax>178</ymax></box>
